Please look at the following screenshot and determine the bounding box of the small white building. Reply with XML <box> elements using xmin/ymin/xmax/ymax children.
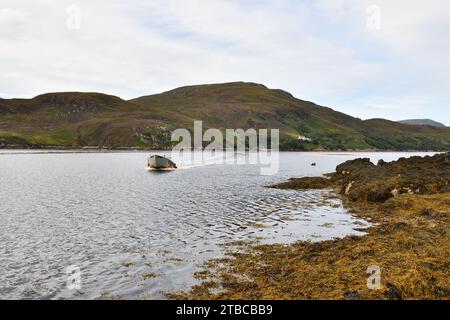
<box><xmin>298</xmin><ymin>135</ymin><xmax>312</xmax><ymax>142</ymax></box>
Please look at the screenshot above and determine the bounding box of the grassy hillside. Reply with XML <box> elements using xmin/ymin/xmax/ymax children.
<box><xmin>0</xmin><ymin>82</ymin><xmax>449</xmax><ymax>150</ymax></box>
<box><xmin>398</xmin><ymin>119</ymin><xmax>446</xmax><ymax>127</ymax></box>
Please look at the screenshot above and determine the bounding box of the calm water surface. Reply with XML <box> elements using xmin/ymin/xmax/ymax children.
<box><xmin>0</xmin><ymin>151</ymin><xmax>435</xmax><ymax>299</ymax></box>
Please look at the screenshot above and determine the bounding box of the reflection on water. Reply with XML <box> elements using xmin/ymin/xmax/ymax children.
<box><xmin>0</xmin><ymin>151</ymin><xmax>436</xmax><ymax>299</ymax></box>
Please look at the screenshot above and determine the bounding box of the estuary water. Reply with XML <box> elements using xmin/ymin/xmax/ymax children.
<box><xmin>0</xmin><ymin>151</ymin><xmax>435</xmax><ymax>299</ymax></box>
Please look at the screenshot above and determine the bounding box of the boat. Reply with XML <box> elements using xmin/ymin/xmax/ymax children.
<box><xmin>147</xmin><ymin>154</ymin><xmax>177</xmax><ymax>170</ymax></box>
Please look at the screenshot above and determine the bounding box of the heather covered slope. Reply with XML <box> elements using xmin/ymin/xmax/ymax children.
<box><xmin>1</xmin><ymin>82</ymin><xmax>449</xmax><ymax>150</ymax></box>
<box><xmin>399</xmin><ymin>119</ymin><xmax>446</xmax><ymax>127</ymax></box>
<box><xmin>132</xmin><ymin>82</ymin><xmax>450</xmax><ymax>151</ymax></box>
<box><xmin>0</xmin><ymin>92</ymin><xmax>173</xmax><ymax>149</ymax></box>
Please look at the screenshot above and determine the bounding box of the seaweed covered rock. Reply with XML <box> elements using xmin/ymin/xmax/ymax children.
<box><xmin>268</xmin><ymin>177</ymin><xmax>332</xmax><ymax>190</ymax></box>
<box><xmin>332</xmin><ymin>153</ymin><xmax>450</xmax><ymax>203</ymax></box>
<box><xmin>270</xmin><ymin>153</ymin><xmax>450</xmax><ymax>203</ymax></box>
<box><xmin>334</xmin><ymin>158</ymin><xmax>375</xmax><ymax>178</ymax></box>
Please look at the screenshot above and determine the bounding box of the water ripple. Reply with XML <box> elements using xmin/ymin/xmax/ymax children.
<box><xmin>0</xmin><ymin>151</ymin><xmax>432</xmax><ymax>299</ymax></box>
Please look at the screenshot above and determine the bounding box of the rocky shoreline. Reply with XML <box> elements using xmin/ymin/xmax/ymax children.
<box><xmin>173</xmin><ymin>153</ymin><xmax>450</xmax><ymax>300</ymax></box>
<box><xmin>269</xmin><ymin>153</ymin><xmax>450</xmax><ymax>202</ymax></box>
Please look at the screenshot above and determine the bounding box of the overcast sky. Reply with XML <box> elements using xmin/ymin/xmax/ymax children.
<box><xmin>1</xmin><ymin>0</ymin><xmax>449</xmax><ymax>124</ymax></box>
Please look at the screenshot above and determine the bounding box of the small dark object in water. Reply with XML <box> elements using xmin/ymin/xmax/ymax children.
<box><xmin>311</xmin><ymin>163</ymin><xmax>317</xmax><ymax>166</ymax></box>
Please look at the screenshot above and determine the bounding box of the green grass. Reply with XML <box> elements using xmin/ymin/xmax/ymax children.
<box><xmin>0</xmin><ymin>82</ymin><xmax>449</xmax><ymax>150</ymax></box>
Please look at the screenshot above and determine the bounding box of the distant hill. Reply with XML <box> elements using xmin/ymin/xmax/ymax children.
<box><xmin>398</xmin><ymin>119</ymin><xmax>446</xmax><ymax>128</ymax></box>
<box><xmin>1</xmin><ymin>82</ymin><xmax>449</xmax><ymax>151</ymax></box>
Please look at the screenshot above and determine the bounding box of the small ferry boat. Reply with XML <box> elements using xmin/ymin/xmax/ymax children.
<box><xmin>147</xmin><ymin>154</ymin><xmax>177</xmax><ymax>170</ymax></box>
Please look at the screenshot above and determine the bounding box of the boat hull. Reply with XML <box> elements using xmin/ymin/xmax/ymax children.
<box><xmin>148</xmin><ymin>155</ymin><xmax>177</xmax><ymax>169</ymax></box>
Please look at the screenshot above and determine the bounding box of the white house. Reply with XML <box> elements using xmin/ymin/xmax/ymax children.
<box><xmin>298</xmin><ymin>135</ymin><xmax>312</xmax><ymax>142</ymax></box>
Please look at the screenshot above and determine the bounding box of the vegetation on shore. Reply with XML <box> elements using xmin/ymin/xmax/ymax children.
<box><xmin>1</xmin><ymin>82</ymin><xmax>449</xmax><ymax>151</ymax></box>
<box><xmin>172</xmin><ymin>153</ymin><xmax>450</xmax><ymax>300</ymax></box>
<box><xmin>267</xmin><ymin>177</ymin><xmax>332</xmax><ymax>190</ymax></box>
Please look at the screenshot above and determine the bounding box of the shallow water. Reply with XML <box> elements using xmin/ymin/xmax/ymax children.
<box><xmin>0</xmin><ymin>151</ymin><xmax>436</xmax><ymax>299</ymax></box>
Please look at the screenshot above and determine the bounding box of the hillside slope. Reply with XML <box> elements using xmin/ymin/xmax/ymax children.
<box><xmin>398</xmin><ymin>119</ymin><xmax>446</xmax><ymax>127</ymax></box>
<box><xmin>1</xmin><ymin>82</ymin><xmax>449</xmax><ymax>150</ymax></box>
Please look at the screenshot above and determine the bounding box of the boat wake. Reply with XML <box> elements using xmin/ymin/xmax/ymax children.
<box><xmin>164</xmin><ymin>152</ymin><xmax>249</xmax><ymax>170</ymax></box>
<box><xmin>146</xmin><ymin>167</ymin><xmax>177</xmax><ymax>172</ymax></box>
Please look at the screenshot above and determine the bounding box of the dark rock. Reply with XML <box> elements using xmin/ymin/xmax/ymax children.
<box><xmin>434</xmin><ymin>287</ymin><xmax>449</xmax><ymax>297</ymax></box>
<box><xmin>419</xmin><ymin>208</ymin><xmax>435</xmax><ymax>217</ymax></box>
<box><xmin>386</xmin><ymin>283</ymin><xmax>402</xmax><ymax>300</ymax></box>
<box><xmin>393</xmin><ymin>222</ymin><xmax>407</xmax><ymax>230</ymax></box>
<box><xmin>367</xmin><ymin>189</ymin><xmax>393</xmax><ymax>203</ymax></box>
<box><xmin>343</xmin><ymin>291</ymin><xmax>361</xmax><ymax>300</ymax></box>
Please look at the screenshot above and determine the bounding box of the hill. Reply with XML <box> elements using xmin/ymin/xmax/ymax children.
<box><xmin>1</xmin><ymin>82</ymin><xmax>449</xmax><ymax>151</ymax></box>
<box><xmin>398</xmin><ymin>119</ymin><xmax>446</xmax><ymax>127</ymax></box>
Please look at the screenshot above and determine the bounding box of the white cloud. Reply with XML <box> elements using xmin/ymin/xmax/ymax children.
<box><xmin>0</xmin><ymin>0</ymin><xmax>448</xmax><ymax>123</ymax></box>
<box><xmin>0</xmin><ymin>7</ymin><xmax>26</xmax><ymax>23</ymax></box>
<box><xmin>331</xmin><ymin>94</ymin><xmax>441</xmax><ymax>121</ymax></box>
<box><xmin>0</xmin><ymin>0</ymin><xmax>380</xmax><ymax>97</ymax></box>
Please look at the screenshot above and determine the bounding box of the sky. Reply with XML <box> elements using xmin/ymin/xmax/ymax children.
<box><xmin>1</xmin><ymin>0</ymin><xmax>449</xmax><ymax>124</ymax></box>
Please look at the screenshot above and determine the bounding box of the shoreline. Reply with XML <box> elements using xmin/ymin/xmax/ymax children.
<box><xmin>0</xmin><ymin>142</ymin><xmax>447</xmax><ymax>154</ymax></box>
<box><xmin>0</xmin><ymin>147</ymin><xmax>444</xmax><ymax>154</ymax></box>
<box><xmin>171</xmin><ymin>153</ymin><xmax>450</xmax><ymax>300</ymax></box>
